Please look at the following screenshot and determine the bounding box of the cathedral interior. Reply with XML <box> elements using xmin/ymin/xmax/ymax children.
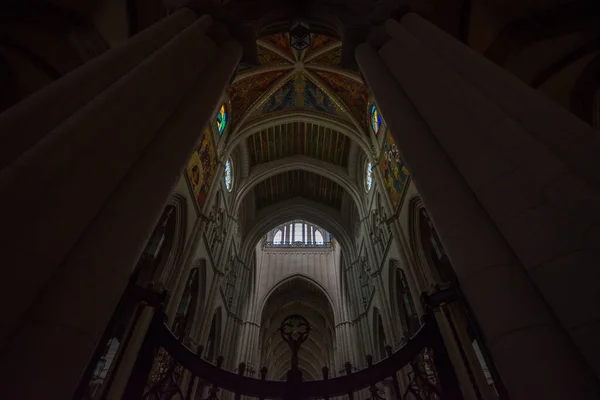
<box><xmin>1</xmin><ymin>0</ymin><xmax>600</xmax><ymax>399</ymax></box>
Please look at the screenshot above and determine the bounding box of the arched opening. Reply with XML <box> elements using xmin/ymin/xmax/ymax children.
<box><xmin>205</xmin><ymin>308</ymin><xmax>223</xmax><ymax>364</ymax></box>
<box><xmin>264</xmin><ymin>220</ymin><xmax>333</xmax><ymax>247</ymax></box>
<box><xmin>391</xmin><ymin>262</ymin><xmax>420</xmax><ymax>339</ymax></box>
<box><xmin>372</xmin><ymin>307</ymin><xmax>388</xmax><ymax>361</ymax></box>
<box><xmin>259</xmin><ymin>276</ymin><xmax>336</xmax><ymax>381</ymax></box>
<box><xmin>171</xmin><ymin>267</ymin><xmax>200</xmax><ymax>340</ymax></box>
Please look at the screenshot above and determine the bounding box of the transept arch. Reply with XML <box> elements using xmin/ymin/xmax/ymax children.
<box><xmin>233</xmin><ymin>155</ymin><xmax>365</xmax><ymax>217</ymax></box>
<box><xmin>223</xmin><ymin>111</ymin><xmax>373</xmax><ymax>165</ymax></box>
<box><xmin>240</xmin><ymin>198</ymin><xmax>356</xmax><ymax>264</ymax></box>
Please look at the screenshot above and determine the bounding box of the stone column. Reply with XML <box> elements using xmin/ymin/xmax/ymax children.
<box><xmin>399</xmin><ymin>14</ymin><xmax>600</xmax><ymax>379</ymax></box>
<box><xmin>0</xmin><ymin>12</ymin><xmax>242</xmax><ymax>399</ymax></box>
<box><xmin>355</xmin><ymin>18</ymin><xmax>600</xmax><ymax>399</ymax></box>
<box><xmin>0</xmin><ymin>8</ymin><xmax>198</xmax><ymax>170</ymax></box>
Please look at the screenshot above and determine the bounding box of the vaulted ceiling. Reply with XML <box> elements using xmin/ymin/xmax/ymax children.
<box><xmin>254</xmin><ymin>170</ymin><xmax>344</xmax><ymax>210</ymax></box>
<box><xmin>229</xmin><ymin>30</ymin><xmax>371</xmax><ymax>237</ymax></box>
<box><xmin>227</xmin><ymin>32</ymin><xmax>369</xmax><ymax>129</ymax></box>
<box><xmin>247</xmin><ymin>122</ymin><xmax>350</xmax><ymax>167</ymax></box>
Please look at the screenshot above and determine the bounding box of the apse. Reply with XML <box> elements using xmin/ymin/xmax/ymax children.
<box><xmin>259</xmin><ymin>276</ymin><xmax>336</xmax><ymax>381</ymax></box>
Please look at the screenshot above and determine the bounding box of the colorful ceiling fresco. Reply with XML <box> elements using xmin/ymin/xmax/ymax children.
<box><xmin>257</xmin><ymin>45</ymin><xmax>290</xmax><ymax>65</ymax></box>
<box><xmin>227</xmin><ymin>70</ymin><xmax>286</xmax><ymax>124</ymax></box>
<box><xmin>308</xmin><ymin>46</ymin><xmax>342</xmax><ymax>66</ymax></box>
<box><xmin>313</xmin><ymin>70</ymin><xmax>369</xmax><ymax>124</ymax></box>
<box><xmin>226</xmin><ymin>32</ymin><xmax>368</xmax><ymax>128</ymax></box>
<box><xmin>260</xmin><ymin>33</ymin><xmax>293</xmax><ymax>58</ymax></box>
<box><xmin>247</xmin><ymin>121</ymin><xmax>350</xmax><ymax>167</ymax></box>
<box><xmin>261</xmin><ymin>74</ymin><xmax>339</xmax><ymax>115</ymax></box>
<box><xmin>308</xmin><ymin>34</ymin><xmax>338</xmax><ymax>53</ymax></box>
<box><xmin>186</xmin><ymin>127</ymin><xmax>217</xmax><ymax>209</ymax></box>
<box><xmin>254</xmin><ymin>170</ymin><xmax>344</xmax><ymax>210</ymax></box>
<box><xmin>379</xmin><ymin>130</ymin><xmax>409</xmax><ymax>210</ymax></box>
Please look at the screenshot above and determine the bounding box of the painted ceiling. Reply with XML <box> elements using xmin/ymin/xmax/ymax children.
<box><xmin>254</xmin><ymin>170</ymin><xmax>344</xmax><ymax>210</ymax></box>
<box><xmin>229</xmin><ymin>32</ymin><xmax>371</xmax><ymax>212</ymax></box>
<box><xmin>227</xmin><ymin>33</ymin><xmax>370</xmax><ymax>128</ymax></box>
<box><xmin>247</xmin><ymin>121</ymin><xmax>350</xmax><ymax>168</ymax></box>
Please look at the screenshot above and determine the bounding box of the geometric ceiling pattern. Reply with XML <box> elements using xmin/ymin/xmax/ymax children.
<box><xmin>247</xmin><ymin>121</ymin><xmax>350</xmax><ymax>168</ymax></box>
<box><xmin>254</xmin><ymin>170</ymin><xmax>344</xmax><ymax>210</ymax></box>
<box><xmin>228</xmin><ymin>32</ymin><xmax>373</xmax><ymax>217</ymax></box>
<box><xmin>227</xmin><ymin>33</ymin><xmax>370</xmax><ymax>128</ymax></box>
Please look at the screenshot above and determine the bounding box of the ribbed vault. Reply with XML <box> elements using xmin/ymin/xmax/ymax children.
<box><xmin>259</xmin><ymin>276</ymin><xmax>336</xmax><ymax>381</ymax></box>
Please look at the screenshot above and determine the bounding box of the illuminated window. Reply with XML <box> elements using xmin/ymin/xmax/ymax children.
<box><xmin>265</xmin><ymin>221</ymin><xmax>332</xmax><ymax>247</ymax></box>
<box><xmin>216</xmin><ymin>103</ymin><xmax>228</xmax><ymax>135</ymax></box>
<box><xmin>224</xmin><ymin>158</ymin><xmax>233</xmax><ymax>192</ymax></box>
<box><xmin>365</xmin><ymin>162</ymin><xmax>373</xmax><ymax>192</ymax></box>
<box><xmin>294</xmin><ymin>223</ymin><xmax>304</xmax><ymax>242</ymax></box>
<box><xmin>370</xmin><ymin>104</ymin><xmax>381</xmax><ymax>135</ymax></box>
<box><xmin>314</xmin><ymin>230</ymin><xmax>324</xmax><ymax>245</ymax></box>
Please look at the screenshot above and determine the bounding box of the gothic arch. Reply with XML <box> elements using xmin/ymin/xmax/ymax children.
<box><xmin>408</xmin><ymin>196</ymin><xmax>456</xmax><ymax>285</ymax></box>
<box><xmin>387</xmin><ymin>259</ymin><xmax>420</xmax><ymax>340</ymax></box>
<box><xmin>371</xmin><ymin>307</ymin><xmax>388</xmax><ymax>361</ymax></box>
<box><xmin>188</xmin><ymin>258</ymin><xmax>208</xmax><ymax>335</ymax></box>
<box><xmin>205</xmin><ymin>307</ymin><xmax>223</xmax><ymax>363</ymax></box>
<box><xmin>258</xmin><ymin>274</ymin><xmax>336</xmax><ymax>319</ymax></box>
<box><xmin>224</xmin><ymin>111</ymin><xmax>372</xmax><ymax>161</ymax></box>
<box><xmin>233</xmin><ymin>155</ymin><xmax>365</xmax><ymax>217</ymax></box>
<box><xmin>158</xmin><ymin>193</ymin><xmax>188</xmax><ymax>287</ymax></box>
<box><xmin>240</xmin><ymin>198</ymin><xmax>356</xmax><ymax>264</ymax></box>
<box><xmin>258</xmin><ymin>275</ymin><xmax>336</xmax><ymax>380</ymax></box>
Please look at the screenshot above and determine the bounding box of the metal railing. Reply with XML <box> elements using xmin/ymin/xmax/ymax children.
<box><xmin>263</xmin><ymin>241</ymin><xmax>333</xmax><ymax>248</ymax></box>
<box><xmin>111</xmin><ymin>288</ymin><xmax>464</xmax><ymax>400</ymax></box>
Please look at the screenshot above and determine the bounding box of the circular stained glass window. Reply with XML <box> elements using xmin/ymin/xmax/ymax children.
<box><xmin>370</xmin><ymin>104</ymin><xmax>381</xmax><ymax>135</ymax></box>
<box><xmin>224</xmin><ymin>159</ymin><xmax>233</xmax><ymax>192</ymax></box>
<box><xmin>365</xmin><ymin>162</ymin><xmax>373</xmax><ymax>192</ymax></box>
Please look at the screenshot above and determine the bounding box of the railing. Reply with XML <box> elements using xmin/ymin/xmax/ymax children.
<box><xmin>116</xmin><ymin>289</ymin><xmax>463</xmax><ymax>400</ymax></box>
<box><xmin>263</xmin><ymin>241</ymin><xmax>333</xmax><ymax>248</ymax></box>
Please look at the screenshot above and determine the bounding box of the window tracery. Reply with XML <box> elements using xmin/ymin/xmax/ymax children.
<box><xmin>264</xmin><ymin>221</ymin><xmax>331</xmax><ymax>247</ymax></box>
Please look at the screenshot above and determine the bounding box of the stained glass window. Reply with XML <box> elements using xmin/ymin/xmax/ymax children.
<box><xmin>273</xmin><ymin>230</ymin><xmax>283</xmax><ymax>244</ymax></box>
<box><xmin>216</xmin><ymin>103</ymin><xmax>228</xmax><ymax>135</ymax></box>
<box><xmin>365</xmin><ymin>162</ymin><xmax>373</xmax><ymax>192</ymax></box>
<box><xmin>224</xmin><ymin>159</ymin><xmax>233</xmax><ymax>192</ymax></box>
<box><xmin>370</xmin><ymin>104</ymin><xmax>381</xmax><ymax>135</ymax></box>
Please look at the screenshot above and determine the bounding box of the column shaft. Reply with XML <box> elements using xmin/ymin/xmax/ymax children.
<box><xmin>0</xmin><ymin>15</ymin><xmax>214</xmax><ymax>344</ymax></box>
<box><xmin>356</xmin><ymin>33</ymin><xmax>600</xmax><ymax>398</ymax></box>
<box><xmin>0</xmin><ymin>9</ymin><xmax>200</xmax><ymax>169</ymax></box>
<box><xmin>0</xmin><ymin>15</ymin><xmax>241</xmax><ymax>397</ymax></box>
<box><xmin>397</xmin><ymin>15</ymin><xmax>600</xmax><ymax>377</ymax></box>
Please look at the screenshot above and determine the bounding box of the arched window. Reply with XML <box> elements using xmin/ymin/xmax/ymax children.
<box><xmin>396</xmin><ymin>268</ymin><xmax>420</xmax><ymax>336</ymax></box>
<box><xmin>365</xmin><ymin>162</ymin><xmax>373</xmax><ymax>192</ymax></box>
<box><xmin>216</xmin><ymin>103</ymin><xmax>228</xmax><ymax>135</ymax></box>
<box><xmin>172</xmin><ymin>267</ymin><xmax>199</xmax><ymax>339</ymax></box>
<box><xmin>370</xmin><ymin>104</ymin><xmax>381</xmax><ymax>135</ymax></box>
<box><xmin>273</xmin><ymin>229</ymin><xmax>283</xmax><ymax>244</ymax></box>
<box><xmin>294</xmin><ymin>223</ymin><xmax>304</xmax><ymax>243</ymax></box>
<box><xmin>314</xmin><ymin>230</ymin><xmax>324</xmax><ymax>245</ymax></box>
<box><xmin>224</xmin><ymin>158</ymin><xmax>233</xmax><ymax>192</ymax></box>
